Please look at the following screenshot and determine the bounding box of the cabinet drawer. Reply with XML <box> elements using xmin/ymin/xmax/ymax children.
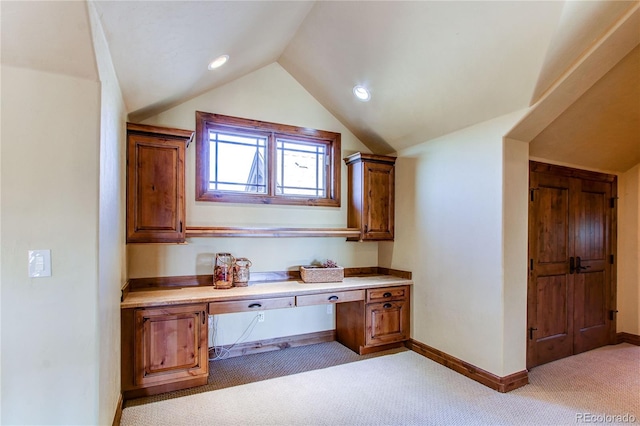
<box><xmin>209</xmin><ymin>297</ymin><xmax>294</xmax><ymax>314</ymax></box>
<box><xmin>367</xmin><ymin>286</ymin><xmax>408</xmax><ymax>303</ymax></box>
<box><xmin>296</xmin><ymin>290</ymin><xmax>365</xmax><ymax>307</ymax></box>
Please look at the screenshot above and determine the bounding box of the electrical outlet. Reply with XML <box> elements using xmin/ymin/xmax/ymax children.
<box><xmin>257</xmin><ymin>311</ymin><xmax>265</xmax><ymax>322</ymax></box>
<box><xmin>326</xmin><ymin>304</ymin><xmax>333</xmax><ymax>314</ymax></box>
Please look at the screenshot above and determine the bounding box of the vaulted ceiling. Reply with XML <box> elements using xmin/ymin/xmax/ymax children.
<box><xmin>2</xmin><ymin>1</ymin><xmax>639</xmax><ymax>172</ymax></box>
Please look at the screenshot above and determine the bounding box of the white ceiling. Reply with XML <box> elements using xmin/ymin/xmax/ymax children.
<box><xmin>3</xmin><ymin>1</ymin><xmax>639</xmax><ymax>172</ymax></box>
<box><xmin>530</xmin><ymin>45</ymin><xmax>640</xmax><ymax>172</ymax></box>
<box><xmin>1</xmin><ymin>0</ymin><xmax>98</xmax><ymax>81</ymax></box>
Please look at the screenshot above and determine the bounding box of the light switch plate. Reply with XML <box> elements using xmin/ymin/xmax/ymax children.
<box><xmin>28</xmin><ymin>249</ymin><xmax>51</xmax><ymax>277</ymax></box>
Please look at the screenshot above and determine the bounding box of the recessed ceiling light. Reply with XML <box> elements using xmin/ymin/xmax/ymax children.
<box><xmin>208</xmin><ymin>55</ymin><xmax>229</xmax><ymax>70</ymax></box>
<box><xmin>353</xmin><ymin>85</ymin><xmax>371</xmax><ymax>101</ymax></box>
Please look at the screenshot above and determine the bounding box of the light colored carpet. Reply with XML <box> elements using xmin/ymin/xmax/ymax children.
<box><xmin>125</xmin><ymin>341</ymin><xmax>405</xmax><ymax>408</ymax></box>
<box><xmin>121</xmin><ymin>343</ymin><xmax>639</xmax><ymax>425</ymax></box>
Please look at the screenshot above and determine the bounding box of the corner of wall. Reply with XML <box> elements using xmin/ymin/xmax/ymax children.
<box><xmin>501</xmin><ymin>137</ymin><xmax>530</xmax><ymax>375</ymax></box>
<box><xmin>617</xmin><ymin>163</ymin><xmax>640</xmax><ymax>335</ymax></box>
<box><xmin>87</xmin><ymin>3</ymin><xmax>128</xmax><ymax>424</ymax></box>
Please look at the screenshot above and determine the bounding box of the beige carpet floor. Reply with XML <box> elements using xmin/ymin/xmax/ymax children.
<box><xmin>121</xmin><ymin>343</ymin><xmax>639</xmax><ymax>425</ymax></box>
<box><xmin>125</xmin><ymin>341</ymin><xmax>405</xmax><ymax>408</ymax></box>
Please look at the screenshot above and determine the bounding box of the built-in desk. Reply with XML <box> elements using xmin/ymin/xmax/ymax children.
<box><xmin>121</xmin><ymin>274</ymin><xmax>412</xmax><ymax>399</ymax></box>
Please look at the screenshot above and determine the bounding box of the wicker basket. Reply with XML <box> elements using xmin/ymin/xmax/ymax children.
<box><xmin>299</xmin><ymin>265</ymin><xmax>344</xmax><ymax>283</ymax></box>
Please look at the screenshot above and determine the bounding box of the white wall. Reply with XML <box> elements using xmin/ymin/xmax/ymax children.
<box><xmin>89</xmin><ymin>2</ymin><xmax>127</xmax><ymax>424</ymax></box>
<box><xmin>1</xmin><ymin>65</ymin><xmax>101</xmax><ymax>425</ymax></box>
<box><xmin>618</xmin><ymin>163</ymin><xmax>640</xmax><ymax>335</ymax></box>
<box><xmin>135</xmin><ymin>63</ymin><xmax>376</xmax><ymax>345</ymax></box>
<box><xmin>380</xmin><ymin>111</ymin><xmax>528</xmax><ymax>377</ymax></box>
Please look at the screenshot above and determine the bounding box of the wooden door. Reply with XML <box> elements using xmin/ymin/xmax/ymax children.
<box><xmin>127</xmin><ymin>133</ymin><xmax>185</xmax><ymax>243</ymax></box>
<box><xmin>362</xmin><ymin>161</ymin><xmax>395</xmax><ymax>240</ymax></box>
<box><xmin>134</xmin><ymin>304</ymin><xmax>208</xmax><ymax>387</ymax></box>
<box><xmin>365</xmin><ymin>300</ymin><xmax>409</xmax><ymax>346</ymax></box>
<box><xmin>527</xmin><ymin>162</ymin><xmax>616</xmax><ymax>369</ymax></box>
<box><xmin>573</xmin><ymin>179</ymin><xmax>614</xmax><ymax>354</ymax></box>
<box><xmin>528</xmin><ymin>171</ymin><xmax>574</xmax><ymax>367</ymax></box>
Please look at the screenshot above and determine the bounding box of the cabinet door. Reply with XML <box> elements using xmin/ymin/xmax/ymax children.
<box><xmin>127</xmin><ymin>131</ymin><xmax>187</xmax><ymax>243</ymax></box>
<box><xmin>365</xmin><ymin>300</ymin><xmax>409</xmax><ymax>346</ymax></box>
<box><xmin>134</xmin><ymin>304</ymin><xmax>208</xmax><ymax>387</ymax></box>
<box><xmin>362</xmin><ymin>161</ymin><xmax>395</xmax><ymax>240</ymax></box>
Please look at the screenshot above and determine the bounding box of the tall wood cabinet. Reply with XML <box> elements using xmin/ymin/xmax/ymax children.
<box><xmin>344</xmin><ymin>153</ymin><xmax>396</xmax><ymax>241</ymax></box>
<box><xmin>126</xmin><ymin>123</ymin><xmax>193</xmax><ymax>243</ymax></box>
<box><xmin>121</xmin><ymin>303</ymin><xmax>209</xmax><ymax>398</ymax></box>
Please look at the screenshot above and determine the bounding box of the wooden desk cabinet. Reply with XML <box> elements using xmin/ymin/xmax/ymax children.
<box><xmin>344</xmin><ymin>153</ymin><xmax>396</xmax><ymax>241</ymax></box>
<box><xmin>126</xmin><ymin>123</ymin><xmax>193</xmax><ymax>243</ymax></box>
<box><xmin>121</xmin><ymin>303</ymin><xmax>209</xmax><ymax>398</ymax></box>
<box><xmin>121</xmin><ymin>277</ymin><xmax>411</xmax><ymax>399</ymax></box>
<box><xmin>336</xmin><ymin>285</ymin><xmax>410</xmax><ymax>354</ymax></box>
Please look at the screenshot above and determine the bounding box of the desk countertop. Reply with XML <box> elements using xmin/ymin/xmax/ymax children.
<box><xmin>121</xmin><ymin>275</ymin><xmax>412</xmax><ymax>309</ymax></box>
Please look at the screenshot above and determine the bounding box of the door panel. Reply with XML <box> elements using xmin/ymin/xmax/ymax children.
<box><xmin>537</xmin><ymin>186</ymin><xmax>570</xmax><ymax>265</ymax></box>
<box><xmin>575</xmin><ymin>187</ymin><xmax>607</xmax><ymax>260</ymax></box>
<box><xmin>364</xmin><ymin>162</ymin><xmax>394</xmax><ymax>239</ymax></box>
<box><xmin>537</xmin><ymin>275</ymin><xmax>569</xmax><ymax>339</ymax></box>
<box><xmin>134</xmin><ymin>305</ymin><xmax>208</xmax><ymax>386</ymax></box>
<box><xmin>531</xmin><ymin>274</ymin><xmax>573</xmax><ymax>366</ymax></box>
<box><xmin>580</xmin><ymin>272</ymin><xmax>606</xmax><ymax>329</ymax></box>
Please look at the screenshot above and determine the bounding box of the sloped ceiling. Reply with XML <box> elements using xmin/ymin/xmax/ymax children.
<box><xmin>530</xmin><ymin>0</ymin><xmax>638</xmax><ymax>104</ymax></box>
<box><xmin>92</xmin><ymin>1</ymin><xmax>315</xmax><ymax>120</ymax></box>
<box><xmin>1</xmin><ymin>0</ymin><xmax>98</xmax><ymax>81</ymax></box>
<box><xmin>3</xmin><ymin>1</ymin><xmax>638</xmax><ymax>172</ymax></box>
<box><xmin>530</xmin><ymin>45</ymin><xmax>640</xmax><ymax>172</ymax></box>
<box><xmin>279</xmin><ymin>1</ymin><xmax>564</xmax><ymax>154</ymax></box>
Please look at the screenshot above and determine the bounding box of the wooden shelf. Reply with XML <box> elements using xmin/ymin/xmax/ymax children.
<box><xmin>185</xmin><ymin>226</ymin><xmax>361</xmax><ymax>238</ymax></box>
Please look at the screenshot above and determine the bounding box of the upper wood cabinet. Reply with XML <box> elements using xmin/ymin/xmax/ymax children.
<box><xmin>126</xmin><ymin>123</ymin><xmax>193</xmax><ymax>243</ymax></box>
<box><xmin>344</xmin><ymin>153</ymin><xmax>396</xmax><ymax>241</ymax></box>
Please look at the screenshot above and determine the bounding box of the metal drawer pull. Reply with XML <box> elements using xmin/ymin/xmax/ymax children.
<box><xmin>383</xmin><ymin>292</ymin><xmax>392</xmax><ymax>298</ymax></box>
<box><xmin>328</xmin><ymin>295</ymin><xmax>339</xmax><ymax>301</ymax></box>
<box><xmin>383</xmin><ymin>303</ymin><xmax>392</xmax><ymax>309</ymax></box>
<box><xmin>248</xmin><ymin>303</ymin><xmax>262</xmax><ymax>308</ymax></box>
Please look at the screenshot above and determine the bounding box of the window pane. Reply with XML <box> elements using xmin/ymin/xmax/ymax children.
<box><xmin>276</xmin><ymin>139</ymin><xmax>326</xmax><ymax>197</ymax></box>
<box><xmin>209</xmin><ymin>130</ymin><xmax>267</xmax><ymax>193</ymax></box>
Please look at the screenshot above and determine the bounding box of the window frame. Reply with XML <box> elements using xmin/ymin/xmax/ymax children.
<box><xmin>195</xmin><ymin>111</ymin><xmax>341</xmax><ymax>207</ymax></box>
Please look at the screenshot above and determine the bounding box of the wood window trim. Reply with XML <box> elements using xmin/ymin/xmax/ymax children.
<box><xmin>195</xmin><ymin>111</ymin><xmax>341</xmax><ymax>207</ymax></box>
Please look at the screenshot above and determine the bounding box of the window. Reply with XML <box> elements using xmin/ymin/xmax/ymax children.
<box><xmin>196</xmin><ymin>112</ymin><xmax>341</xmax><ymax>207</ymax></box>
